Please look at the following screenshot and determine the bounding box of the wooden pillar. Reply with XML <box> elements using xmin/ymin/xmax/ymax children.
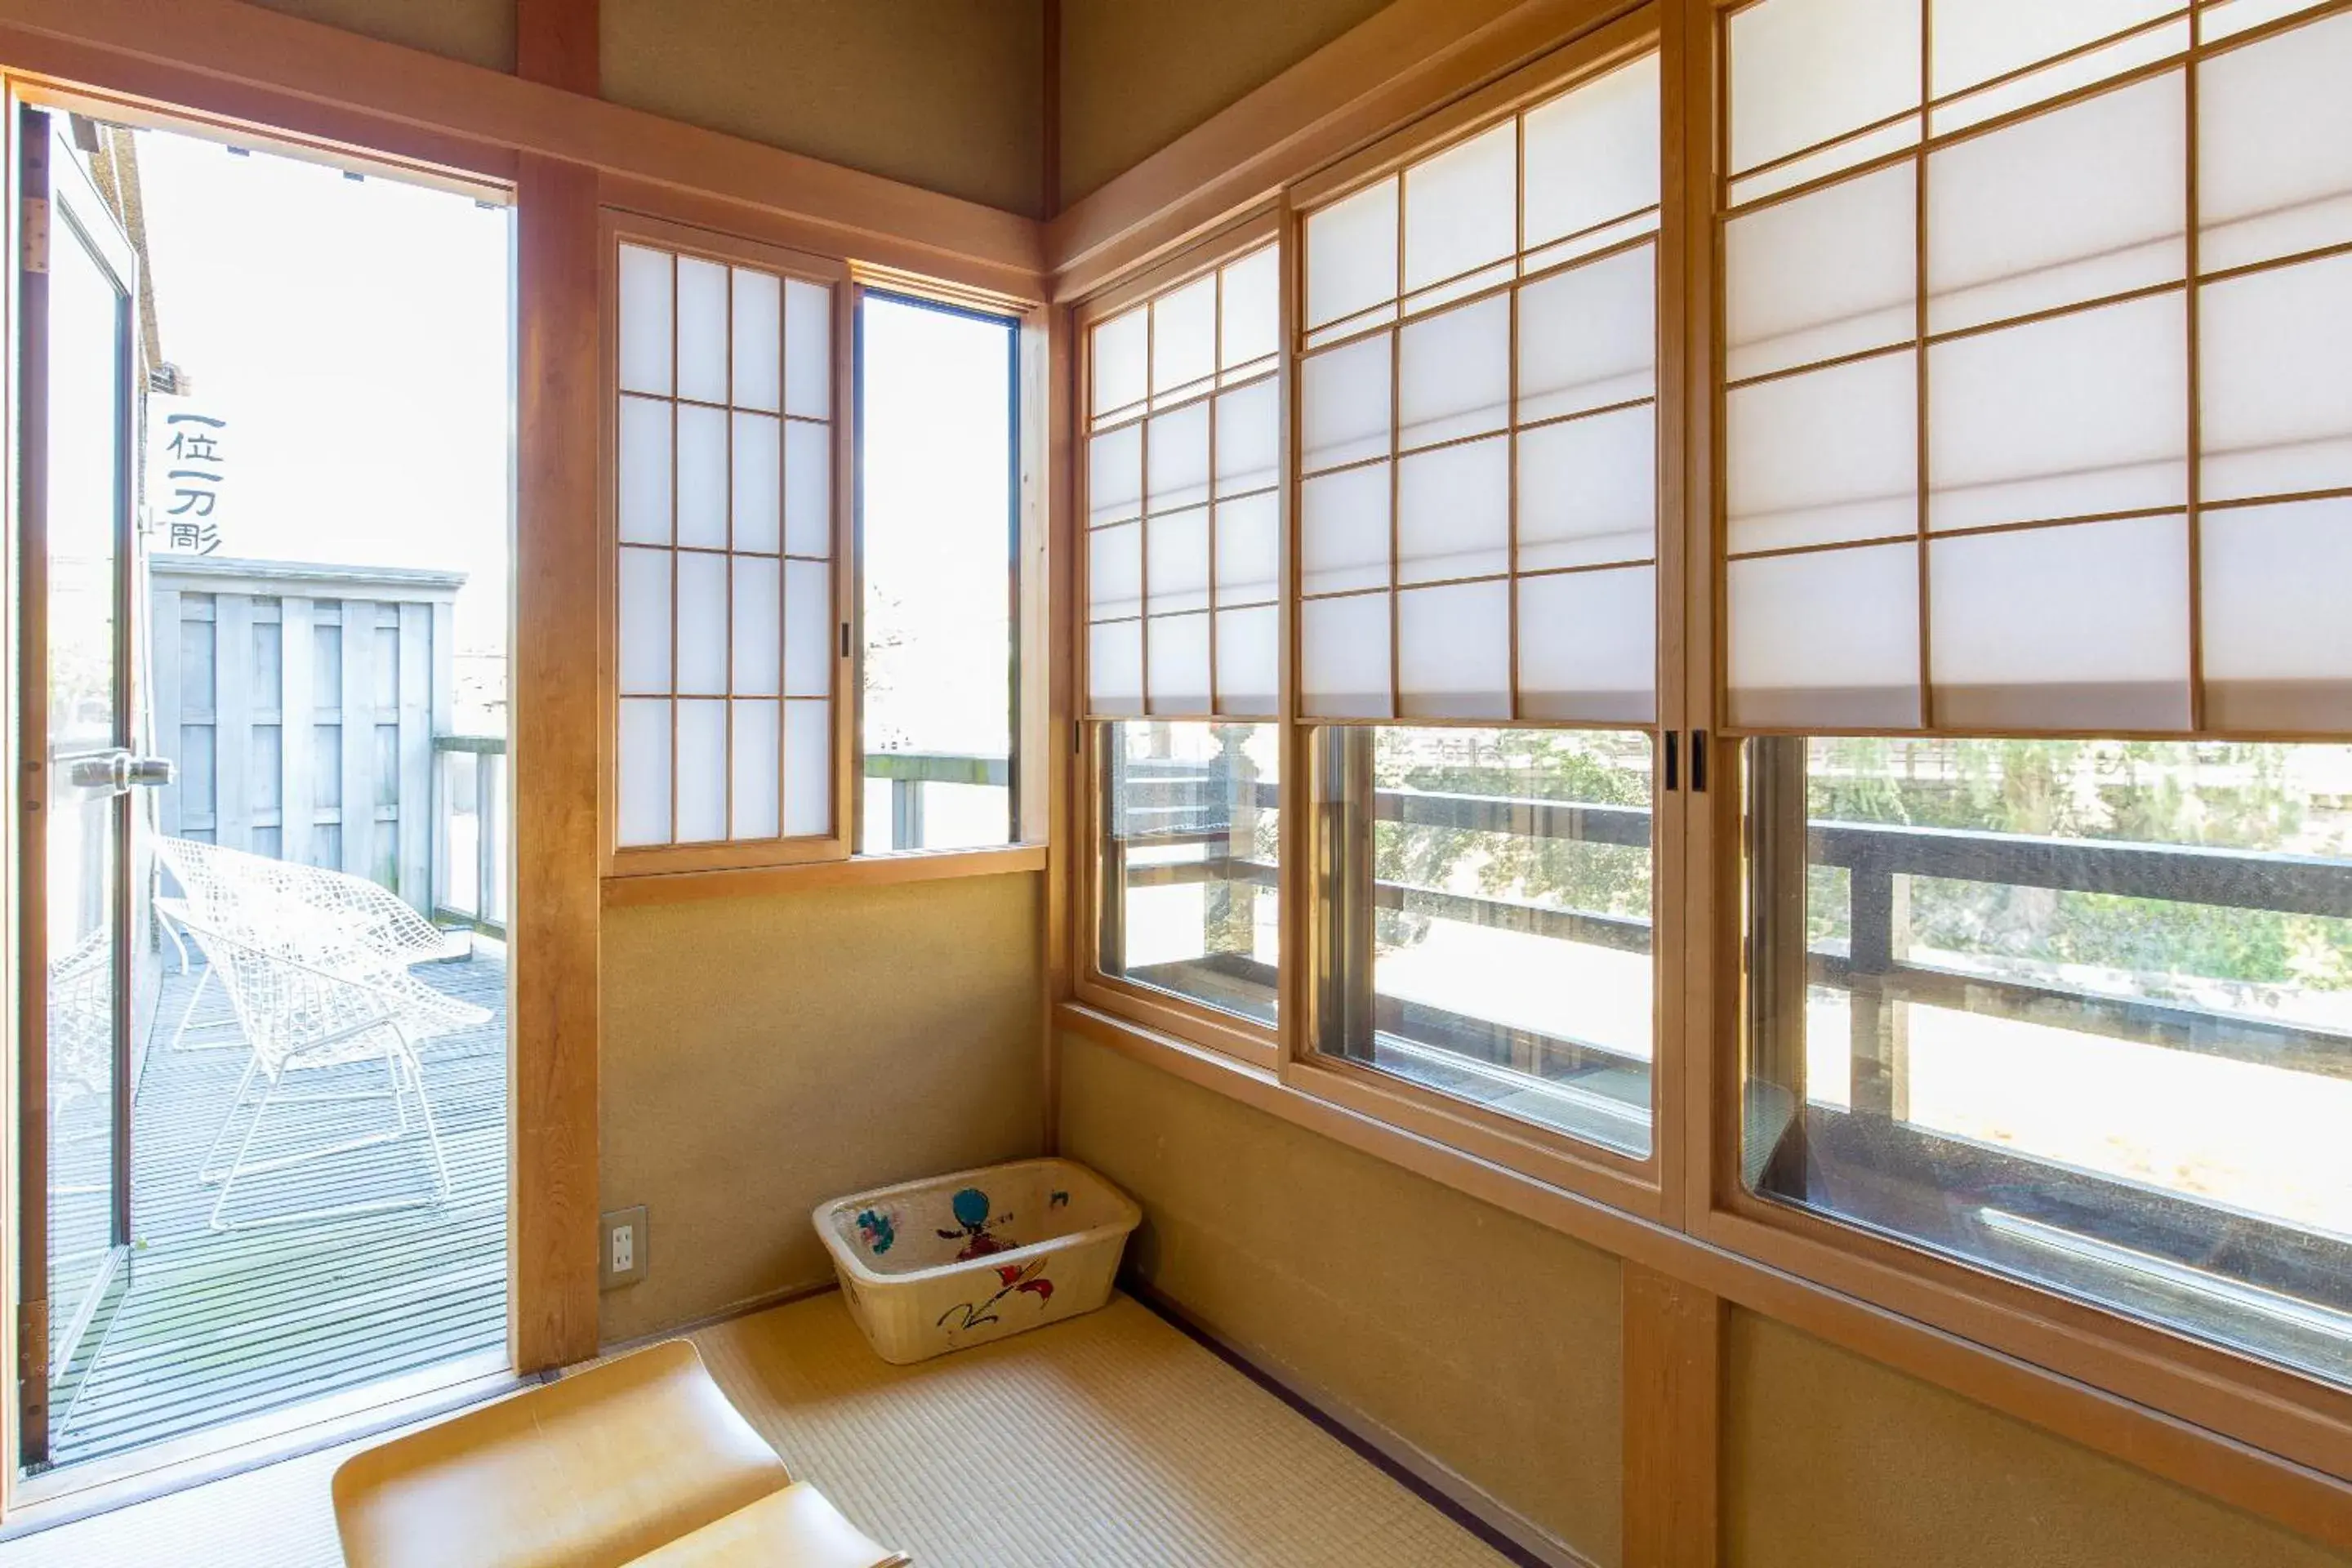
<box><xmin>1624</xmin><ymin>1263</ymin><xmax>1723</xmax><ymax>1568</ymax></box>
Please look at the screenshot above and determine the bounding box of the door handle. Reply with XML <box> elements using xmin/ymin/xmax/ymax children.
<box><xmin>64</xmin><ymin>752</ymin><xmax>174</xmax><ymax>793</ymax></box>
<box><xmin>124</xmin><ymin>756</ymin><xmax>175</xmax><ymax>788</ymax></box>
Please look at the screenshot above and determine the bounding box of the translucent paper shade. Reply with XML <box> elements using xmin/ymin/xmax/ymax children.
<box><xmin>730</xmin><ymin>700</ymin><xmax>779</xmax><ymax>840</ymax></box>
<box><xmin>617</xmin><ymin>547</ymin><xmax>670</xmax><ymax>694</ymax></box>
<box><xmin>1404</xmin><ymin>122</ymin><xmax>1516</xmax><ymax>294</ymax></box>
<box><xmin>1147</xmin><ymin>612</ymin><xmax>1211</xmax><ymax>713</ymax></box>
<box><xmin>731</xmin><ymin>556</ymin><xmax>780</xmax><ymax>696</ymax></box>
<box><xmin>675</xmin><ymin>257</ymin><xmax>728</xmax><ymax>404</ymax></box>
<box><xmin>1523</xmin><ymin>54</ymin><xmax>1660</xmax><ymax>247</ymax></box>
<box><xmin>1729</xmin><ymin>0</ymin><xmax>1921</xmax><ymax>176</ymax></box>
<box><xmin>783</xmin><ymin>279</ymin><xmax>831</xmax><ymax>421</ymax></box>
<box><xmin>2201</xmin><ymin>252</ymin><xmax>2352</xmax><ymax>501</ymax></box>
<box><xmin>1089</xmin><ymin>521</ymin><xmax>1142</xmax><ymax>622</ymax></box>
<box><xmin>1929</xmin><ymin>515</ymin><xmax>2190</xmax><ymax>730</ymax></box>
<box><xmin>675</xmin><ymin>404</ymin><xmax>728</xmax><ymax>549</ymax></box>
<box><xmin>1089</xmin><ymin>424</ymin><xmax>1143</xmax><ymax>526</ymax></box>
<box><xmin>1727</xmin><ymin>542</ymin><xmax>1920</xmax><ymax>728</ymax></box>
<box><xmin>1518</xmin><ymin>565</ymin><xmax>1655</xmax><ymax>722</ymax></box>
<box><xmin>785</xmin><ymin>421</ymin><xmax>831</xmax><ymax>556</ymax></box>
<box><xmin>1147</xmin><ymin>403</ymin><xmax>1211</xmax><ymax>514</ymax></box>
<box><xmin>1303</xmin><ymin>593</ymin><xmax>1392</xmax><ymax>718</ymax></box>
<box><xmin>1147</xmin><ymin>507</ymin><xmax>1211</xmax><ymax>615</ymax></box>
<box><xmin>1090</xmin><ymin>620</ymin><xmax>1143</xmax><ymax>714</ymax></box>
<box><xmin>617</xmin><ymin>396</ymin><xmax>671</xmax><ymax>545</ymax></box>
<box><xmin>783</xmin><ymin>700</ymin><xmax>831</xmax><ymax>836</ymax></box>
<box><xmin>1397</xmin><ymin>295</ymin><xmax>1509</xmax><ymax>448</ymax></box>
<box><xmin>731</xmin><ymin>267</ymin><xmax>781</xmax><ymax>412</ymax></box>
<box><xmin>1302</xmin><ymin>333</ymin><xmax>1392</xmax><ymax>471</ymax></box>
<box><xmin>1215</xmin><ymin>493</ymin><xmax>1280</xmax><ymax>607</ymax></box>
<box><xmin>1398</xmin><ymin>439</ymin><xmax>1508</xmax><ymax>584</ymax></box>
<box><xmin>1928</xmin><ymin>292</ymin><xmax>2187</xmax><ymax>532</ymax></box>
<box><xmin>1215</xmin><ymin>381</ymin><xmax>1278</xmax><ymax>497</ymax></box>
<box><xmin>1932</xmin><ymin>0</ymin><xmax>2176</xmax><ymax>100</ymax></box>
<box><xmin>1152</xmin><ymin>274</ymin><xmax>1218</xmax><ymax>396</ymax></box>
<box><xmin>675</xmin><ymin>699</ymin><xmax>727</xmax><ymax>842</ymax></box>
<box><xmin>675</xmin><ymin>553</ymin><xmax>728</xmax><ymax>696</ymax></box>
<box><xmin>1222</xmin><ymin>247</ymin><xmax>1280</xmax><ymax>370</ymax></box>
<box><xmin>1519</xmin><ymin>406</ymin><xmax>1655</xmax><ymax>570</ymax></box>
<box><xmin>2201</xmin><ymin>497</ymin><xmax>2352</xmax><ymax>729</ymax></box>
<box><xmin>1726</xmin><ymin>350</ymin><xmax>1916</xmax><ymax>554</ymax></box>
<box><xmin>1927</xmin><ymin>73</ymin><xmax>2185</xmax><ymax>334</ymax></box>
<box><xmin>784</xmin><ymin>559</ymin><xmax>831</xmax><ymax>697</ymax></box>
<box><xmin>1398</xmin><ymin>580</ymin><xmax>1510</xmax><ymax>718</ymax></box>
<box><xmin>1307</xmin><ymin>178</ymin><xmax>1400</xmax><ymax>328</ymax></box>
<box><xmin>617</xmin><ymin>245</ymin><xmax>672</xmax><ymax>396</ymax></box>
<box><xmin>617</xmin><ymin>699</ymin><xmax>671</xmax><ymax>846</ymax></box>
<box><xmin>2199</xmin><ymin>10</ymin><xmax>2352</xmax><ymax>270</ymax></box>
<box><xmin>1519</xmin><ymin>244</ymin><xmax>1656</xmax><ymax>421</ymax></box>
<box><xmin>1726</xmin><ymin>163</ymin><xmax>1913</xmax><ymax>381</ymax></box>
<box><xmin>1303</xmin><ymin>466</ymin><xmax>1391</xmax><ymax>596</ymax></box>
<box><xmin>731</xmin><ymin>412</ymin><xmax>780</xmax><ymax>552</ymax></box>
<box><xmin>1094</xmin><ymin>307</ymin><xmax>1148</xmax><ymax>416</ymax></box>
<box><xmin>1216</xmin><ymin>606</ymin><xmax>1280</xmax><ymax>716</ymax></box>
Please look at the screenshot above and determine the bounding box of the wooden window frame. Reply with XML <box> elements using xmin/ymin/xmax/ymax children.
<box><xmin>597</xmin><ymin>208</ymin><xmax>857</xmax><ymax>880</ymax></box>
<box><xmin>1054</xmin><ymin>0</ymin><xmax>2352</xmax><ymax>1530</ymax></box>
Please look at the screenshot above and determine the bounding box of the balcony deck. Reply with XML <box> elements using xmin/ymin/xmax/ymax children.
<box><xmin>49</xmin><ymin>946</ymin><xmax>508</xmax><ymax>1471</ymax></box>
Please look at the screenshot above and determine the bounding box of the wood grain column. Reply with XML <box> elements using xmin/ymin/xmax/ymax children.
<box><xmin>1624</xmin><ymin>1262</ymin><xmax>1725</xmax><ymax>1568</ymax></box>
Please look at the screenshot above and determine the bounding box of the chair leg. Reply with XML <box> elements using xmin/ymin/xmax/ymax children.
<box><xmin>197</xmin><ymin>1052</ymin><xmax>265</xmax><ymax>1184</ymax></box>
<box><xmin>207</xmin><ymin>1062</ymin><xmax>285</xmax><ymax>1232</ymax></box>
<box><xmin>204</xmin><ymin>1033</ymin><xmax>456</xmax><ymax>1232</ymax></box>
<box><xmin>397</xmin><ymin>1042</ymin><xmax>453</xmax><ymax>1204</ymax></box>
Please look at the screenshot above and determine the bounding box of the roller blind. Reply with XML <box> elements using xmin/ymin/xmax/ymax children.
<box><xmin>1722</xmin><ymin>0</ymin><xmax>2352</xmax><ymax>734</ymax></box>
<box><xmin>613</xmin><ymin>239</ymin><xmax>839</xmax><ymax>850</ymax></box>
<box><xmin>1084</xmin><ymin>243</ymin><xmax>1281</xmax><ymax>719</ymax></box>
<box><xmin>1294</xmin><ymin>51</ymin><xmax>1663</xmax><ymax>722</ymax></box>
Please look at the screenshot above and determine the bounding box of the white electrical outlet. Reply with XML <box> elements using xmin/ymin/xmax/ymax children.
<box><xmin>601</xmin><ymin>1205</ymin><xmax>648</xmax><ymax>1289</ymax></box>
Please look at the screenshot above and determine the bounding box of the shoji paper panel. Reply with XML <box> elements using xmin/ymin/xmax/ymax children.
<box><xmin>1294</xmin><ymin>52</ymin><xmax>1662</xmax><ymax>725</ymax></box>
<box><xmin>1085</xmin><ymin>244</ymin><xmax>1282</xmax><ymax>719</ymax></box>
<box><xmin>1722</xmin><ymin>0</ymin><xmax>2352</xmax><ymax>735</ymax></box>
<box><xmin>612</xmin><ymin>240</ymin><xmax>834</xmax><ymax>848</ymax></box>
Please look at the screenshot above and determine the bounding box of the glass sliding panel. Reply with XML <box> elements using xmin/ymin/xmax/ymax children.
<box><xmin>1317</xmin><ymin>726</ymin><xmax>1655</xmax><ymax>1158</ymax></box>
<box><xmin>857</xmin><ymin>293</ymin><xmax>1016</xmax><ymax>853</ymax></box>
<box><xmin>1743</xmin><ymin>736</ymin><xmax>2352</xmax><ymax>1389</ymax></box>
<box><xmin>1098</xmin><ymin>720</ymin><xmax>1281</xmax><ymax>1024</ymax></box>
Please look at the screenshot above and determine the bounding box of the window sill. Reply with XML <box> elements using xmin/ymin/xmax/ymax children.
<box><xmin>602</xmin><ymin>843</ymin><xmax>1045</xmax><ymax>906</ymax></box>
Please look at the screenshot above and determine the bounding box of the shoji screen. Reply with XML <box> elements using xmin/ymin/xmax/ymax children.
<box><xmin>612</xmin><ymin>236</ymin><xmax>841</xmax><ymax>856</ymax></box>
<box><xmin>1722</xmin><ymin>0</ymin><xmax>2352</xmax><ymax>734</ymax></box>
<box><xmin>1294</xmin><ymin>51</ymin><xmax>1662</xmax><ymax>722</ymax></box>
<box><xmin>1084</xmin><ymin>244</ymin><xmax>1281</xmax><ymax>719</ymax></box>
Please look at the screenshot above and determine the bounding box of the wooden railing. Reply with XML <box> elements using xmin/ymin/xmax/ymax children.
<box><xmin>862</xmin><ymin>751</ymin><xmax>1011</xmax><ymax>853</ymax></box>
<box><xmin>431</xmin><ymin>734</ymin><xmax>506</xmax><ymax>937</ymax></box>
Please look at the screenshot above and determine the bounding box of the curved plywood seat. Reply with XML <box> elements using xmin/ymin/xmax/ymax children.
<box><xmin>626</xmin><ymin>1481</ymin><xmax>913</xmax><ymax>1567</ymax></box>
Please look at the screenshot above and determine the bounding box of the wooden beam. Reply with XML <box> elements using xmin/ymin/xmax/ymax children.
<box><xmin>1044</xmin><ymin>0</ymin><xmax>1643</xmax><ymax>299</ymax></box>
<box><xmin>0</xmin><ymin>0</ymin><xmax>1045</xmax><ymax>299</ymax></box>
<box><xmin>1624</xmin><ymin>1263</ymin><xmax>1723</xmax><ymax>1568</ymax></box>
<box><xmin>510</xmin><ymin>151</ymin><xmax>602</xmax><ymax>1372</ymax></box>
<box><xmin>517</xmin><ymin>0</ymin><xmax>597</xmax><ymax>97</ymax></box>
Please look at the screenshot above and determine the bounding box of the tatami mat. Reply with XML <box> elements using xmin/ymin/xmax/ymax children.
<box><xmin>0</xmin><ymin>1290</ymin><xmax>1512</xmax><ymax>1566</ymax></box>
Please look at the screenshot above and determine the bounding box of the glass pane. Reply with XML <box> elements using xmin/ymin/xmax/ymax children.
<box><xmin>1098</xmin><ymin>720</ymin><xmax>1281</xmax><ymax>1025</ymax></box>
<box><xmin>1744</xmin><ymin>736</ymin><xmax>2352</xmax><ymax>1389</ymax></box>
<box><xmin>617</xmin><ymin>243</ymin><xmax>673</xmax><ymax>396</ymax></box>
<box><xmin>1321</xmin><ymin>727</ymin><xmax>1655</xmax><ymax>1158</ymax></box>
<box><xmin>1522</xmin><ymin>53</ymin><xmax>1659</xmax><ymax>247</ymax></box>
<box><xmin>731</xmin><ymin>265</ymin><xmax>782</xmax><ymax>412</ymax></box>
<box><xmin>857</xmin><ymin>295</ymin><xmax>1014</xmax><ymax>849</ymax></box>
<box><xmin>1307</xmin><ymin>177</ymin><xmax>1400</xmax><ymax>329</ymax></box>
<box><xmin>675</xmin><ymin>256</ymin><xmax>728</xmax><ymax>404</ymax></box>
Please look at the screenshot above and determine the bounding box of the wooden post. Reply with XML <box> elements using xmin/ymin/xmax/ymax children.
<box><xmin>279</xmin><ymin>594</ymin><xmax>313</xmax><ymax>866</ymax></box>
<box><xmin>1624</xmin><ymin>1263</ymin><xmax>1722</xmax><ymax>1568</ymax></box>
<box><xmin>510</xmin><ymin>148</ymin><xmax>604</xmax><ymax>1373</ymax></box>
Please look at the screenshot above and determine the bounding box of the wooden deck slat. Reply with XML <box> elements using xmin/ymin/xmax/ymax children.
<box><xmin>50</xmin><ymin>947</ymin><xmax>509</xmax><ymax>1468</ymax></box>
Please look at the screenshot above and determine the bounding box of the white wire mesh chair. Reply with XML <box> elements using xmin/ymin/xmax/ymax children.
<box><xmin>163</xmin><ymin>898</ymin><xmax>488</xmax><ymax>1232</ymax></box>
<box><xmin>153</xmin><ymin>836</ymin><xmax>461</xmax><ymax>1051</ymax></box>
<box><xmin>46</xmin><ymin>924</ymin><xmax>118</xmax><ymax>1194</ymax></box>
